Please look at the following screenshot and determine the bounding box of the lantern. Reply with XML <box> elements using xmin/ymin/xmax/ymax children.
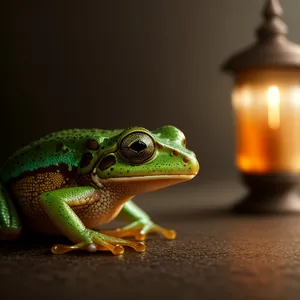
<box><xmin>221</xmin><ymin>0</ymin><xmax>300</xmax><ymax>213</ymax></box>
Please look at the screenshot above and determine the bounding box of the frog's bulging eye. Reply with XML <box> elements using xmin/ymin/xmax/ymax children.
<box><xmin>118</xmin><ymin>132</ymin><xmax>155</xmax><ymax>164</ymax></box>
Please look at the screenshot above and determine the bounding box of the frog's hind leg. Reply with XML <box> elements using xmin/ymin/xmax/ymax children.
<box><xmin>0</xmin><ymin>182</ymin><xmax>22</xmax><ymax>240</ymax></box>
<box><xmin>39</xmin><ymin>186</ymin><xmax>146</xmax><ymax>255</ymax></box>
<box><xmin>100</xmin><ymin>199</ymin><xmax>176</xmax><ymax>241</ymax></box>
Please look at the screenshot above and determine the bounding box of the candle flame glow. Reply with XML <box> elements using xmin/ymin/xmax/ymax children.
<box><xmin>267</xmin><ymin>86</ymin><xmax>280</xmax><ymax>130</ymax></box>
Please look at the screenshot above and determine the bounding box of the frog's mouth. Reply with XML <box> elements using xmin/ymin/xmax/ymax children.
<box><xmin>91</xmin><ymin>173</ymin><xmax>197</xmax><ymax>195</ymax></box>
<box><xmin>103</xmin><ymin>174</ymin><xmax>196</xmax><ymax>182</ymax></box>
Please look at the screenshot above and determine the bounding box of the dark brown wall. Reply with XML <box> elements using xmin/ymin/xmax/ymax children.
<box><xmin>2</xmin><ymin>0</ymin><xmax>300</xmax><ymax>182</ymax></box>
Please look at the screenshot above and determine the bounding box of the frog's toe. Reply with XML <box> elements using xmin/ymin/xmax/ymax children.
<box><xmin>141</xmin><ymin>225</ymin><xmax>177</xmax><ymax>241</ymax></box>
<box><xmin>51</xmin><ymin>231</ymin><xmax>146</xmax><ymax>255</ymax></box>
<box><xmin>94</xmin><ymin>234</ymin><xmax>146</xmax><ymax>254</ymax></box>
<box><xmin>51</xmin><ymin>242</ymin><xmax>97</xmax><ymax>254</ymax></box>
<box><xmin>51</xmin><ymin>242</ymin><xmax>124</xmax><ymax>255</ymax></box>
<box><xmin>100</xmin><ymin>221</ymin><xmax>177</xmax><ymax>241</ymax></box>
<box><xmin>96</xmin><ymin>244</ymin><xmax>125</xmax><ymax>255</ymax></box>
<box><xmin>99</xmin><ymin>228</ymin><xmax>146</xmax><ymax>240</ymax></box>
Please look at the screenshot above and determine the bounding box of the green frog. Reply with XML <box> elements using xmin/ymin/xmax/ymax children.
<box><xmin>0</xmin><ymin>125</ymin><xmax>199</xmax><ymax>255</ymax></box>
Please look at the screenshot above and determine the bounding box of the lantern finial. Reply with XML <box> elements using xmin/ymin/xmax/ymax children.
<box><xmin>256</xmin><ymin>0</ymin><xmax>287</xmax><ymax>40</ymax></box>
<box><xmin>221</xmin><ymin>0</ymin><xmax>300</xmax><ymax>74</ymax></box>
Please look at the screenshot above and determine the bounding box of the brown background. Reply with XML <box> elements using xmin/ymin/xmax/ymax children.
<box><xmin>2</xmin><ymin>0</ymin><xmax>300</xmax><ymax>183</ymax></box>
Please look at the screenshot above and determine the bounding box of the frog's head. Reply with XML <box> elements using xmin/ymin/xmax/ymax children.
<box><xmin>83</xmin><ymin>126</ymin><xmax>199</xmax><ymax>196</ymax></box>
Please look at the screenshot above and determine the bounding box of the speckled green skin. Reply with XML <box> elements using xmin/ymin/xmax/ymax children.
<box><xmin>0</xmin><ymin>128</ymin><xmax>123</xmax><ymax>184</ymax></box>
<box><xmin>0</xmin><ymin>126</ymin><xmax>199</xmax><ymax>254</ymax></box>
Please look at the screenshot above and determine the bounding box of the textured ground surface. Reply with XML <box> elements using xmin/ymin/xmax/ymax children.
<box><xmin>1</xmin><ymin>180</ymin><xmax>300</xmax><ymax>300</ymax></box>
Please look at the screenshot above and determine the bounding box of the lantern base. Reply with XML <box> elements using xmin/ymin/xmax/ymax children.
<box><xmin>232</xmin><ymin>173</ymin><xmax>300</xmax><ymax>214</ymax></box>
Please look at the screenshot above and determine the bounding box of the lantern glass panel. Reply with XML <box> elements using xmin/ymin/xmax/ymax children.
<box><xmin>232</xmin><ymin>70</ymin><xmax>300</xmax><ymax>173</ymax></box>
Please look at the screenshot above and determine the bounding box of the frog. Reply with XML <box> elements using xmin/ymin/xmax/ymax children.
<box><xmin>0</xmin><ymin>125</ymin><xmax>199</xmax><ymax>255</ymax></box>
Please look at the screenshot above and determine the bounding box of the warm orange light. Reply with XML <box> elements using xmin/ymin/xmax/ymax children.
<box><xmin>267</xmin><ymin>86</ymin><xmax>280</xmax><ymax>130</ymax></box>
<box><xmin>232</xmin><ymin>70</ymin><xmax>300</xmax><ymax>174</ymax></box>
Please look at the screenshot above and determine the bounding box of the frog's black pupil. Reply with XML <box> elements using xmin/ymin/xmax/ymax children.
<box><xmin>130</xmin><ymin>140</ymin><xmax>147</xmax><ymax>152</ymax></box>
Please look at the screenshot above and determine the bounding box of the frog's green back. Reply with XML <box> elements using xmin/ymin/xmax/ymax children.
<box><xmin>0</xmin><ymin>128</ymin><xmax>123</xmax><ymax>184</ymax></box>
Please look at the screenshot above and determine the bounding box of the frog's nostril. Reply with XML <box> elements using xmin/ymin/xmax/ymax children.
<box><xmin>172</xmin><ymin>150</ymin><xmax>180</xmax><ymax>156</ymax></box>
<box><xmin>183</xmin><ymin>157</ymin><xmax>189</xmax><ymax>163</ymax></box>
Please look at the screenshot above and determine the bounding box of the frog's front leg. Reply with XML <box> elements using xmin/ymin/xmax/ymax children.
<box><xmin>100</xmin><ymin>200</ymin><xmax>176</xmax><ymax>241</ymax></box>
<box><xmin>0</xmin><ymin>182</ymin><xmax>21</xmax><ymax>240</ymax></box>
<box><xmin>39</xmin><ymin>187</ymin><xmax>146</xmax><ymax>255</ymax></box>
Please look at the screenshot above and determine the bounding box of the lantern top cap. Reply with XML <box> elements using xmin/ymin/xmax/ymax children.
<box><xmin>222</xmin><ymin>0</ymin><xmax>300</xmax><ymax>74</ymax></box>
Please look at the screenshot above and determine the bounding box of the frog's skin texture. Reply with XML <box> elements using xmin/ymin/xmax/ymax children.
<box><xmin>0</xmin><ymin>126</ymin><xmax>199</xmax><ymax>255</ymax></box>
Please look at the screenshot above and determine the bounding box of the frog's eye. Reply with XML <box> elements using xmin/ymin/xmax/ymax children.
<box><xmin>118</xmin><ymin>132</ymin><xmax>155</xmax><ymax>164</ymax></box>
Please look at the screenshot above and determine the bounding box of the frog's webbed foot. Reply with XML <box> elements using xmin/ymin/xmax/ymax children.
<box><xmin>100</xmin><ymin>220</ymin><xmax>176</xmax><ymax>241</ymax></box>
<box><xmin>51</xmin><ymin>229</ymin><xmax>146</xmax><ymax>255</ymax></box>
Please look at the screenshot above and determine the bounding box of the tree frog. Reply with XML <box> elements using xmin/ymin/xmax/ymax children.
<box><xmin>0</xmin><ymin>126</ymin><xmax>199</xmax><ymax>255</ymax></box>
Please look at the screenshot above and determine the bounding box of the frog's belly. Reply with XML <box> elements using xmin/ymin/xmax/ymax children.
<box><xmin>10</xmin><ymin>172</ymin><xmax>123</xmax><ymax>235</ymax></box>
<box><xmin>22</xmin><ymin>205</ymin><xmax>123</xmax><ymax>235</ymax></box>
<box><xmin>18</xmin><ymin>205</ymin><xmax>123</xmax><ymax>235</ymax></box>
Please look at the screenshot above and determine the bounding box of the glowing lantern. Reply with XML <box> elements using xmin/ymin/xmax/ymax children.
<box><xmin>221</xmin><ymin>0</ymin><xmax>300</xmax><ymax>213</ymax></box>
